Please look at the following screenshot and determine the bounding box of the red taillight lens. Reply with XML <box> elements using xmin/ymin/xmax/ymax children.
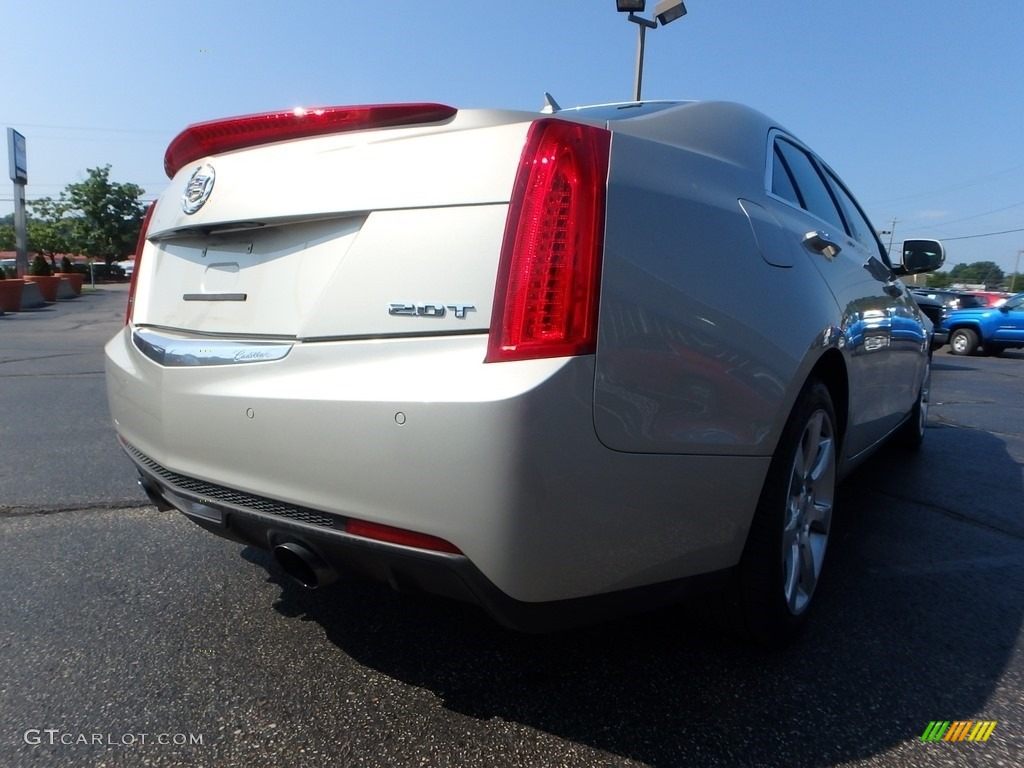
<box><xmin>125</xmin><ymin>202</ymin><xmax>156</xmax><ymax>325</ymax></box>
<box><xmin>346</xmin><ymin>519</ymin><xmax>462</xmax><ymax>555</ymax></box>
<box><xmin>486</xmin><ymin>119</ymin><xmax>610</xmax><ymax>363</ymax></box>
<box><xmin>163</xmin><ymin>103</ymin><xmax>457</xmax><ymax>178</ymax></box>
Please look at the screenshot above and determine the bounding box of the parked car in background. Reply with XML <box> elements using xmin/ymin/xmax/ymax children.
<box><xmin>942</xmin><ymin>292</ymin><xmax>1024</xmax><ymax>355</ymax></box>
<box><xmin>910</xmin><ymin>287</ymin><xmax>985</xmax><ymax>311</ymax></box>
<box><xmin>909</xmin><ymin>292</ymin><xmax>948</xmax><ymax>348</ymax></box>
<box><xmin>964</xmin><ymin>290</ymin><xmax>1010</xmax><ymax>307</ymax></box>
<box><xmin>105</xmin><ymin>99</ymin><xmax>943</xmax><ymax>645</ymax></box>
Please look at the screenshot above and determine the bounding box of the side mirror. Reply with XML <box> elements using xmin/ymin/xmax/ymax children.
<box><xmin>892</xmin><ymin>239</ymin><xmax>945</xmax><ymax>276</ymax></box>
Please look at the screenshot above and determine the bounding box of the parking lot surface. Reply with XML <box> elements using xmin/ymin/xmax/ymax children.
<box><xmin>1</xmin><ymin>287</ymin><xmax>1021</xmax><ymax>767</ymax></box>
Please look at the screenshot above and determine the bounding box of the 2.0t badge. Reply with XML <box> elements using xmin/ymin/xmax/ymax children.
<box><xmin>181</xmin><ymin>164</ymin><xmax>216</xmax><ymax>215</ymax></box>
<box><xmin>389</xmin><ymin>303</ymin><xmax>476</xmax><ymax>319</ymax></box>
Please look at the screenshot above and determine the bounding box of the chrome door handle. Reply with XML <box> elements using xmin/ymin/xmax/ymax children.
<box><xmin>803</xmin><ymin>231</ymin><xmax>841</xmax><ymax>260</ymax></box>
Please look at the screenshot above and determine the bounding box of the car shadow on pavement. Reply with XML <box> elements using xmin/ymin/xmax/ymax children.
<box><xmin>246</xmin><ymin>424</ymin><xmax>1022</xmax><ymax>768</ymax></box>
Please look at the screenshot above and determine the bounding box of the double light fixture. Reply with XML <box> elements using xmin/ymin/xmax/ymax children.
<box><xmin>615</xmin><ymin>1</ymin><xmax>688</xmax><ymax>100</ymax></box>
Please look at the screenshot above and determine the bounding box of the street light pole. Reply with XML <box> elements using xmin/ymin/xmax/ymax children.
<box><xmin>629</xmin><ymin>13</ymin><xmax>657</xmax><ymax>101</ymax></box>
<box><xmin>616</xmin><ymin>1</ymin><xmax>687</xmax><ymax>102</ymax></box>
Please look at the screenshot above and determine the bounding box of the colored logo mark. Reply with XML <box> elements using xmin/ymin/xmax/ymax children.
<box><xmin>921</xmin><ymin>721</ymin><xmax>997</xmax><ymax>742</ymax></box>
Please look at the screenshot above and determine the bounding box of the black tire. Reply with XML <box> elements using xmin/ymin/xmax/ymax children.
<box><xmin>894</xmin><ymin>360</ymin><xmax>930</xmax><ymax>450</ymax></box>
<box><xmin>949</xmin><ymin>328</ymin><xmax>979</xmax><ymax>356</ymax></box>
<box><xmin>721</xmin><ymin>379</ymin><xmax>838</xmax><ymax>646</ymax></box>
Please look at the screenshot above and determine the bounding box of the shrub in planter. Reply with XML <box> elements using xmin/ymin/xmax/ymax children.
<box><xmin>24</xmin><ymin>256</ymin><xmax>64</xmax><ymax>301</ymax></box>
<box><xmin>28</xmin><ymin>255</ymin><xmax>53</xmax><ymax>277</ymax></box>
<box><xmin>60</xmin><ymin>256</ymin><xmax>73</xmax><ymax>273</ymax></box>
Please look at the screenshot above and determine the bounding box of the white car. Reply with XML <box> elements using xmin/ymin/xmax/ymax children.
<box><xmin>105</xmin><ymin>100</ymin><xmax>943</xmax><ymax>643</ymax></box>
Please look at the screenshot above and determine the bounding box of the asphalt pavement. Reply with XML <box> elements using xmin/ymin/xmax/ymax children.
<box><xmin>0</xmin><ymin>283</ymin><xmax>147</xmax><ymax>510</ymax></box>
<box><xmin>0</xmin><ymin>287</ymin><xmax>1021</xmax><ymax>768</ymax></box>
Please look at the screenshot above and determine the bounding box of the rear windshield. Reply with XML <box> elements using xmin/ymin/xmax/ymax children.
<box><xmin>557</xmin><ymin>101</ymin><xmax>687</xmax><ymax>122</ymax></box>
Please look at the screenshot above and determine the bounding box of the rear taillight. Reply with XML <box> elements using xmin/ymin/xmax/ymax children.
<box><xmin>486</xmin><ymin>119</ymin><xmax>610</xmax><ymax>363</ymax></box>
<box><xmin>125</xmin><ymin>202</ymin><xmax>156</xmax><ymax>325</ymax></box>
<box><xmin>163</xmin><ymin>103</ymin><xmax>457</xmax><ymax>178</ymax></box>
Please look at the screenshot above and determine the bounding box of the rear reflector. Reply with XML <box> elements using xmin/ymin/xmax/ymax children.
<box><xmin>346</xmin><ymin>519</ymin><xmax>462</xmax><ymax>555</ymax></box>
<box><xmin>486</xmin><ymin>119</ymin><xmax>610</xmax><ymax>362</ymax></box>
<box><xmin>126</xmin><ymin>202</ymin><xmax>156</xmax><ymax>325</ymax></box>
<box><xmin>164</xmin><ymin>103</ymin><xmax>457</xmax><ymax>178</ymax></box>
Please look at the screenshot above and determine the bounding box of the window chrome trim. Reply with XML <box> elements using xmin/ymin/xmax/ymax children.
<box><xmin>132</xmin><ymin>328</ymin><xmax>292</xmax><ymax>367</ymax></box>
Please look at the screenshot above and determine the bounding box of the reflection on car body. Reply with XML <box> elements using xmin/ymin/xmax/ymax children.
<box><xmin>105</xmin><ymin>99</ymin><xmax>943</xmax><ymax>645</ymax></box>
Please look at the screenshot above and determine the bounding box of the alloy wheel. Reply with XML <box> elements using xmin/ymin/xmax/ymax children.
<box><xmin>781</xmin><ymin>408</ymin><xmax>836</xmax><ymax>615</ymax></box>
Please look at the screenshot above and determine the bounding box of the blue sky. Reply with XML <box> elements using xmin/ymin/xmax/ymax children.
<box><xmin>3</xmin><ymin>0</ymin><xmax>1023</xmax><ymax>274</ymax></box>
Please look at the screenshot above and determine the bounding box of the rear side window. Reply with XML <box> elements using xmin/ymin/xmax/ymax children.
<box><xmin>772</xmin><ymin>139</ymin><xmax>845</xmax><ymax>234</ymax></box>
<box><xmin>771</xmin><ymin>146</ymin><xmax>801</xmax><ymax>206</ymax></box>
<box><xmin>822</xmin><ymin>169</ymin><xmax>885</xmax><ymax>258</ymax></box>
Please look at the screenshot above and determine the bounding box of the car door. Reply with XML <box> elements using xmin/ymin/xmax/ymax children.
<box><xmin>766</xmin><ymin>134</ymin><xmax>923</xmax><ymax>458</ymax></box>
<box><xmin>992</xmin><ymin>294</ymin><xmax>1024</xmax><ymax>343</ymax></box>
<box><xmin>818</xmin><ymin>163</ymin><xmax>930</xmax><ymax>366</ymax></box>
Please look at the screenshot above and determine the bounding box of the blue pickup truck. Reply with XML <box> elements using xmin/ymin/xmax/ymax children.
<box><xmin>941</xmin><ymin>292</ymin><xmax>1024</xmax><ymax>355</ymax></box>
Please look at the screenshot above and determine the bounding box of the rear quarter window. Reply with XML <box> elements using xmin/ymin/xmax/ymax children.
<box><xmin>772</xmin><ymin>139</ymin><xmax>846</xmax><ymax>234</ymax></box>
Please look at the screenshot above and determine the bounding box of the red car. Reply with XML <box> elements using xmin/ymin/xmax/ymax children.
<box><xmin>965</xmin><ymin>291</ymin><xmax>1009</xmax><ymax>307</ymax></box>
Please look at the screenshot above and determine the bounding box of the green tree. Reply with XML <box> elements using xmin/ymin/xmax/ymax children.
<box><xmin>0</xmin><ymin>224</ymin><xmax>14</xmax><ymax>251</ymax></box>
<box><xmin>26</xmin><ymin>197</ymin><xmax>73</xmax><ymax>266</ymax></box>
<box><xmin>948</xmin><ymin>261</ymin><xmax>1005</xmax><ymax>287</ymax></box>
<box><xmin>926</xmin><ymin>271</ymin><xmax>953</xmax><ymax>288</ymax></box>
<box><xmin>60</xmin><ymin>165</ymin><xmax>146</xmax><ymax>266</ymax></box>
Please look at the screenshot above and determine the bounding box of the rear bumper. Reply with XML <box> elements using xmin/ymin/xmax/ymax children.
<box><xmin>106</xmin><ymin>325</ymin><xmax>768</xmax><ymax>609</ymax></box>
<box><xmin>130</xmin><ymin>448</ymin><xmax>726</xmax><ymax>631</ymax></box>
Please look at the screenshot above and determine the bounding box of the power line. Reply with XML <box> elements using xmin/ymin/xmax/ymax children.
<box><xmin>940</xmin><ymin>227</ymin><xmax>1024</xmax><ymax>242</ymax></box>
<box><xmin>909</xmin><ymin>200</ymin><xmax>1024</xmax><ymax>232</ymax></box>
<box><xmin>867</xmin><ymin>162</ymin><xmax>1024</xmax><ymax>206</ymax></box>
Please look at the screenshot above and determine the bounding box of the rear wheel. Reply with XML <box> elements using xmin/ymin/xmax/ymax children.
<box><xmin>894</xmin><ymin>360</ymin><xmax>929</xmax><ymax>450</ymax></box>
<box><xmin>723</xmin><ymin>379</ymin><xmax>837</xmax><ymax>646</ymax></box>
<box><xmin>949</xmin><ymin>328</ymin><xmax>979</xmax><ymax>356</ymax></box>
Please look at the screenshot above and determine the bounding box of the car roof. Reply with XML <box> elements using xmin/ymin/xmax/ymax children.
<box><xmin>568</xmin><ymin>100</ymin><xmax>792</xmax><ymax>174</ymax></box>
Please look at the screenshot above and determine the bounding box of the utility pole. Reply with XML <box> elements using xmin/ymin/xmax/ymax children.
<box><xmin>1012</xmin><ymin>250</ymin><xmax>1022</xmax><ymax>293</ymax></box>
<box><xmin>886</xmin><ymin>217</ymin><xmax>899</xmax><ymax>257</ymax></box>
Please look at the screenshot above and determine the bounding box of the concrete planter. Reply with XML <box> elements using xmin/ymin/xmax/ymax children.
<box><xmin>0</xmin><ymin>279</ymin><xmax>25</xmax><ymax>312</ymax></box>
<box><xmin>56</xmin><ymin>272</ymin><xmax>85</xmax><ymax>295</ymax></box>
<box><xmin>23</xmin><ymin>275</ymin><xmax>62</xmax><ymax>302</ymax></box>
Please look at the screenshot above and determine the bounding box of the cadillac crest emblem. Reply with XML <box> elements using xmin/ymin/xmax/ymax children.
<box><xmin>182</xmin><ymin>164</ymin><xmax>216</xmax><ymax>214</ymax></box>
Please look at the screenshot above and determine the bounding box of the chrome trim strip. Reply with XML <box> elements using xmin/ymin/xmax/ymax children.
<box><xmin>182</xmin><ymin>293</ymin><xmax>248</xmax><ymax>302</ymax></box>
<box><xmin>132</xmin><ymin>328</ymin><xmax>292</xmax><ymax>367</ymax></box>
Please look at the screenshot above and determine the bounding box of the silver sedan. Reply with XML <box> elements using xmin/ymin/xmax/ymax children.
<box><xmin>106</xmin><ymin>99</ymin><xmax>943</xmax><ymax>644</ymax></box>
